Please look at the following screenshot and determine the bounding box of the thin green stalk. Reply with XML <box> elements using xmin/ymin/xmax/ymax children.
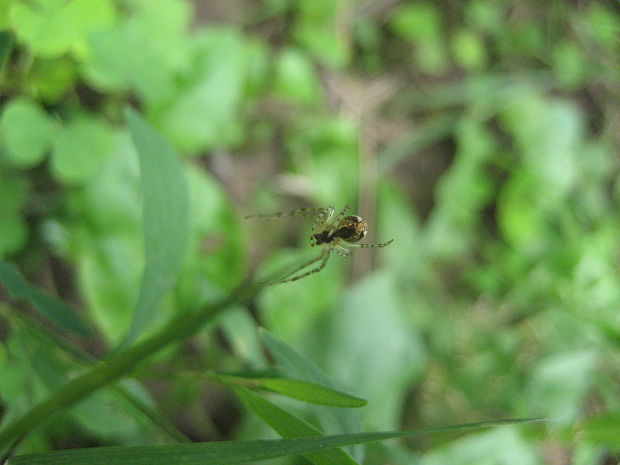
<box><xmin>0</xmin><ymin>277</ymin><xmax>268</xmax><ymax>454</ymax></box>
<box><xmin>11</xmin><ymin>309</ymin><xmax>190</xmax><ymax>443</ymax></box>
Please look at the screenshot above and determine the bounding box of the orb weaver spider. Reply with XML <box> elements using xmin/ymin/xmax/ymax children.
<box><xmin>245</xmin><ymin>205</ymin><xmax>394</xmax><ymax>285</ymax></box>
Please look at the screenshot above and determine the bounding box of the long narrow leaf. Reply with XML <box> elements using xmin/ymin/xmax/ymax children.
<box><xmin>0</xmin><ymin>279</ymin><xmax>269</xmax><ymax>455</ymax></box>
<box><xmin>0</xmin><ymin>261</ymin><xmax>92</xmax><ymax>337</ymax></box>
<box><xmin>261</xmin><ymin>330</ymin><xmax>363</xmax><ymax>457</ymax></box>
<box><xmin>214</xmin><ymin>373</ymin><xmax>367</xmax><ymax>408</ymax></box>
<box><xmin>122</xmin><ymin>108</ymin><xmax>190</xmax><ymax>345</ymax></box>
<box><xmin>9</xmin><ymin>418</ymin><xmax>543</xmax><ymax>465</ymax></box>
<box><xmin>259</xmin><ymin>378</ymin><xmax>367</xmax><ymax>408</ymax></box>
<box><xmin>234</xmin><ymin>386</ymin><xmax>360</xmax><ymax>465</ymax></box>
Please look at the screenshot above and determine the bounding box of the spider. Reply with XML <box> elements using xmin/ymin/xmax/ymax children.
<box><xmin>245</xmin><ymin>205</ymin><xmax>393</xmax><ymax>284</ymax></box>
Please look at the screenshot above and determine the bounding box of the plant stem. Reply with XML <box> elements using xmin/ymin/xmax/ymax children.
<box><xmin>0</xmin><ymin>278</ymin><xmax>266</xmax><ymax>454</ymax></box>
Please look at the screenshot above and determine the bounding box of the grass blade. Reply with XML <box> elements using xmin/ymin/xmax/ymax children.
<box><xmin>0</xmin><ymin>261</ymin><xmax>92</xmax><ymax>337</ymax></box>
<box><xmin>214</xmin><ymin>373</ymin><xmax>367</xmax><ymax>408</ymax></box>
<box><xmin>234</xmin><ymin>386</ymin><xmax>360</xmax><ymax>465</ymax></box>
<box><xmin>122</xmin><ymin>108</ymin><xmax>190</xmax><ymax>345</ymax></box>
<box><xmin>9</xmin><ymin>418</ymin><xmax>543</xmax><ymax>465</ymax></box>
<box><xmin>0</xmin><ymin>278</ymin><xmax>270</xmax><ymax>456</ymax></box>
<box><xmin>258</xmin><ymin>378</ymin><xmax>367</xmax><ymax>408</ymax></box>
<box><xmin>260</xmin><ymin>330</ymin><xmax>363</xmax><ymax>457</ymax></box>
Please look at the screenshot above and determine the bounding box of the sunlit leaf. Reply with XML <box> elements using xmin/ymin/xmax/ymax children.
<box><xmin>10</xmin><ymin>0</ymin><xmax>116</xmax><ymax>58</ymax></box>
<box><xmin>0</xmin><ymin>97</ymin><xmax>56</xmax><ymax>168</ymax></box>
<box><xmin>51</xmin><ymin>116</ymin><xmax>116</xmax><ymax>184</ymax></box>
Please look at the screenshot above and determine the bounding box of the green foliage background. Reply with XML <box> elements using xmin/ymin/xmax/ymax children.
<box><xmin>0</xmin><ymin>0</ymin><xmax>619</xmax><ymax>463</ymax></box>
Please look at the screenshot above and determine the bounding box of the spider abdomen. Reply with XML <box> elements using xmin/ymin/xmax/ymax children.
<box><xmin>334</xmin><ymin>215</ymin><xmax>367</xmax><ymax>243</ymax></box>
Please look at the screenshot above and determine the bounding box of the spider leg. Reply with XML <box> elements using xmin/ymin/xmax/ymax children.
<box><xmin>312</xmin><ymin>206</ymin><xmax>335</xmax><ymax>230</ymax></box>
<box><xmin>245</xmin><ymin>207</ymin><xmax>330</xmax><ymax>221</ymax></box>
<box><xmin>332</xmin><ymin>244</ymin><xmax>352</xmax><ymax>258</ymax></box>
<box><xmin>347</xmin><ymin>239</ymin><xmax>394</xmax><ymax>248</ymax></box>
<box><xmin>328</xmin><ymin>205</ymin><xmax>351</xmax><ymax>234</ymax></box>
<box><xmin>270</xmin><ymin>249</ymin><xmax>331</xmax><ymax>285</ymax></box>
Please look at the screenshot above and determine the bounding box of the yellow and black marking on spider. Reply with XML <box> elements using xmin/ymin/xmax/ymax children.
<box><xmin>245</xmin><ymin>205</ymin><xmax>394</xmax><ymax>285</ymax></box>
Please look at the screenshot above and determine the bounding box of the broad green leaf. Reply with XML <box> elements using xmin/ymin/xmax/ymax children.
<box><xmin>0</xmin><ymin>97</ymin><xmax>56</xmax><ymax>168</ymax></box>
<box><xmin>66</xmin><ymin>138</ymin><xmax>144</xmax><ymax>342</ymax></box>
<box><xmin>122</xmin><ymin>108</ymin><xmax>190</xmax><ymax>345</ymax></box>
<box><xmin>324</xmin><ymin>272</ymin><xmax>425</xmax><ymax>429</ymax></box>
<box><xmin>216</xmin><ymin>373</ymin><xmax>367</xmax><ymax>408</ymax></box>
<box><xmin>51</xmin><ymin>116</ymin><xmax>116</xmax><ymax>184</ymax></box>
<box><xmin>0</xmin><ymin>1</ymin><xmax>11</xmax><ymax>29</ymax></box>
<box><xmin>527</xmin><ymin>350</ymin><xmax>596</xmax><ymax>424</ymax></box>
<box><xmin>234</xmin><ymin>386</ymin><xmax>361</xmax><ymax>465</ymax></box>
<box><xmin>158</xmin><ymin>29</ymin><xmax>246</xmax><ymax>152</ymax></box>
<box><xmin>10</xmin><ymin>0</ymin><xmax>116</xmax><ymax>59</ymax></box>
<box><xmin>273</xmin><ymin>47</ymin><xmax>321</xmax><ymax>104</ymax></box>
<box><xmin>0</xmin><ymin>30</ymin><xmax>13</xmax><ymax>70</ymax></box>
<box><xmin>9</xmin><ymin>418</ymin><xmax>542</xmax><ymax>465</ymax></box>
<box><xmin>0</xmin><ymin>261</ymin><xmax>92</xmax><ymax>337</ymax></box>
<box><xmin>83</xmin><ymin>0</ymin><xmax>191</xmax><ymax>105</ymax></box>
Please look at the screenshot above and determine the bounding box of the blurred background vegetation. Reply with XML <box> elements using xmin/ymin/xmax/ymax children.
<box><xmin>1</xmin><ymin>0</ymin><xmax>620</xmax><ymax>463</ymax></box>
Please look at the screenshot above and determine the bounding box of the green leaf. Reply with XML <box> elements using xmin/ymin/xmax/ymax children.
<box><xmin>322</xmin><ymin>273</ymin><xmax>426</xmax><ymax>429</ymax></box>
<box><xmin>0</xmin><ymin>30</ymin><xmax>14</xmax><ymax>70</ymax></box>
<box><xmin>451</xmin><ymin>29</ymin><xmax>487</xmax><ymax>71</ymax></box>
<box><xmin>273</xmin><ymin>47</ymin><xmax>321</xmax><ymax>104</ymax></box>
<box><xmin>9</xmin><ymin>418</ymin><xmax>542</xmax><ymax>465</ymax></box>
<box><xmin>258</xmin><ymin>378</ymin><xmax>366</xmax><ymax>408</ymax></box>
<box><xmin>389</xmin><ymin>3</ymin><xmax>443</xmax><ymax>41</ymax></box>
<box><xmin>260</xmin><ymin>329</ymin><xmax>364</xmax><ymax>458</ymax></box>
<box><xmin>51</xmin><ymin>116</ymin><xmax>116</xmax><ymax>184</ymax></box>
<box><xmin>10</xmin><ymin>0</ymin><xmax>116</xmax><ymax>59</ymax></box>
<box><xmin>217</xmin><ymin>374</ymin><xmax>367</xmax><ymax>408</ymax></box>
<box><xmin>122</xmin><ymin>108</ymin><xmax>190</xmax><ymax>345</ymax></box>
<box><xmin>234</xmin><ymin>386</ymin><xmax>361</xmax><ymax>465</ymax></box>
<box><xmin>158</xmin><ymin>29</ymin><xmax>246</xmax><ymax>152</ymax></box>
<box><xmin>83</xmin><ymin>0</ymin><xmax>191</xmax><ymax>104</ymax></box>
<box><xmin>0</xmin><ymin>97</ymin><xmax>57</xmax><ymax>168</ymax></box>
<box><xmin>0</xmin><ymin>277</ymin><xmax>274</xmax><ymax>454</ymax></box>
<box><xmin>0</xmin><ymin>261</ymin><xmax>92</xmax><ymax>337</ymax></box>
<box><xmin>528</xmin><ymin>350</ymin><xmax>596</xmax><ymax>424</ymax></box>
